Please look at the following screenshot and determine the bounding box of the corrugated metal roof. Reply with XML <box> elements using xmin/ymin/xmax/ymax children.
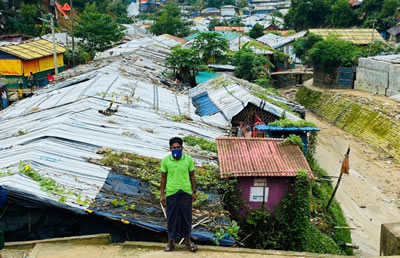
<box><xmin>161</xmin><ymin>34</ymin><xmax>187</xmax><ymax>44</ymax></box>
<box><xmin>192</xmin><ymin>92</ymin><xmax>220</xmax><ymax>116</ymax></box>
<box><xmin>216</xmin><ymin>137</ymin><xmax>312</xmax><ymax>178</ymax></box>
<box><xmin>309</xmin><ymin>28</ymin><xmax>384</xmax><ymax>45</ymax></box>
<box><xmin>0</xmin><ymin>39</ymin><xmax>66</xmax><ymax>60</ymax></box>
<box><xmin>189</xmin><ymin>74</ymin><xmax>301</xmax><ymax>128</ymax></box>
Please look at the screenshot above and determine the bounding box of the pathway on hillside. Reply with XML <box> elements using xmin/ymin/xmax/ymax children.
<box><xmin>307</xmin><ymin>113</ymin><xmax>400</xmax><ymax>256</ymax></box>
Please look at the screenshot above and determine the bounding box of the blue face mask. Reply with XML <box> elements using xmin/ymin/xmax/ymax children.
<box><xmin>172</xmin><ymin>149</ymin><xmax>183</xmax><ymax>159</ymax></box>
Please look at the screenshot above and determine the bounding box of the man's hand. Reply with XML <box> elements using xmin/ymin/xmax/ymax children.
<box><xmin>160</xmin><ymin>194</ymin><xmax>166</xmax><ymax>206</ymax></box>
<box><xmin>192</xmin><ymin>192</ymin><xmax>197</xmax><ymax>202</ymax></box>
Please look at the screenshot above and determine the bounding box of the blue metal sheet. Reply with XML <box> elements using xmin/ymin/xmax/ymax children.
<box><xmin>337</xmin><ymin>67</ymin><xmax>354</xmax><ymax>88</ymax></box>
<box><xmin>192</xmin><ymin>92</ymin><xmax>221</xmax><ymax>116</ymax></box>
<box><xmin>256</xmin><ymin>125</ymin><xmax>320</xmax><ymax>132</ymax></box>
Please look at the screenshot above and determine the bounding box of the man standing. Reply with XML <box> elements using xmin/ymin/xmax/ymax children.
<box><xmin>0</xmin><ymin>88</ymin><xmax>7</xmax><ymax>110</ymax></box>
<box><xmin>160</xmin><ymin>137</ymin><xmax>198</xmax><ymax>252</ymax></box>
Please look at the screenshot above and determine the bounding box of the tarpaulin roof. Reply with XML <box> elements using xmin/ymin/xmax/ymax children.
<box><xmin>309</xmin><ymin>28</ymin><xmax>384</xmax><ymax>45</ymax></box>
<box><xmin>189</xmin><ymin>74</ymin><xmax>301</xmax><ymax>128</ymax></box>
<box><xmin>216</xmin><ymin>137</ymin><xmax>312</xmax><ymax>178</ymax></box>
<box><xmin>0</xmin><ymin>39</ymin><xmax>66</xmax><ymax>60</ymax></box>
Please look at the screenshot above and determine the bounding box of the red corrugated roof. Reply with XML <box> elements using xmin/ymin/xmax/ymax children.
<box><xmin>216</xmin><ymin>137</ymin><xmax>313</xmax><ymax>178</ymax></box>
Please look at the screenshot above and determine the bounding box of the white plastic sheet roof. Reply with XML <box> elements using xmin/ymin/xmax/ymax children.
<box><xmin>189</xmin><ymin>74</ymin><xmax>301</xmax><ymax>128</ymax></box>
<box><xmin>0</xmin><ymin>48</ymin><xmax>224</xmax><ymax>212</ymax></box>
<box><xmin>94</xmin><ymin>35</ymin><xmax>180</xmax><ymax>60</ymax></box>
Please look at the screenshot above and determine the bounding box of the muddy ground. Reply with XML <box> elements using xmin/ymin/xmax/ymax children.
<box><xmin>307</xmin><ymin>110</ymin><xmax>400</xmax><ymax>256</ymax></box>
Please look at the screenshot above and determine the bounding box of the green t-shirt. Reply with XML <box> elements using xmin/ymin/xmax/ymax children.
<box><xmin>161</xmin><ymin>153</ymin><xmax>195</xmax><ymax>197</ymax></box>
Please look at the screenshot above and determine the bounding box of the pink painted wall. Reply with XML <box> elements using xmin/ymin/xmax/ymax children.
<box><xmin>238</xmin><ymin>177</ymin><xmax>294</xmax><ymax>217</ymax></box>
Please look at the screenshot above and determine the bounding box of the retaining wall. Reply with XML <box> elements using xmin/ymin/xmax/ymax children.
<box><xmin>355</xmin><ymin>58</ymin><xmax>400</xmax><ymax>97</ymax></box>
<box><xmin>296</xmin><ymin>86</ymin><xmax>400</xmax><ymax>162</ymax></box>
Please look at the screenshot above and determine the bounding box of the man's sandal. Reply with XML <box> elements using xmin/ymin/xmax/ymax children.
<box><xmin>185</xmin><ymin>241</ymin><xmax>198</xmax><ymax>252</ymax></box>
<box><xmin>164</xmin><ymin>244</ymin><xmax>174</xmax><ymax>252</ymax></box>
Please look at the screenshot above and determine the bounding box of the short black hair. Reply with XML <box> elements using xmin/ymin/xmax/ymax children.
<box><xmin>169</xmin><ymin>137</ymin><xmax>183</xmax><ymax>147</ymax></box>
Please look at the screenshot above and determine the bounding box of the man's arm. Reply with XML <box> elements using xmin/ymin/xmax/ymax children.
<box><xmin>160</xmin><ymin>173</ymin><xmax>167</xmax><ymax>206</ymax></box>
<box><xmin>189</xmin><ymin>171</ymin><xmax>197</xmax><ymax>202</ymax></box>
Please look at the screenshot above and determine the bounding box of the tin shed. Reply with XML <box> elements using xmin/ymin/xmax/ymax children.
<box><xmin>216</xmin><ymin>137</ymin><xmax>313</xmax><ymax>215</ymax></box>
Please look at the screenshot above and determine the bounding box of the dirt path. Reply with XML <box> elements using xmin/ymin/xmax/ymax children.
<box><xmin>307</xmin><ymin>113</ymin><xmax>400</xmax><ymax>256</ymax></box>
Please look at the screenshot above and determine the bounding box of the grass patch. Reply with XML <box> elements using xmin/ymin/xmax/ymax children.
<box><xmin>268</xmin><ymin>118</ymin><xmax>317</xmax><ymax>128</ymax></box>
<box><xmin>183</xmin><ymin>136</ymin><xmax>217</xmax><ymax>153</ymax></box>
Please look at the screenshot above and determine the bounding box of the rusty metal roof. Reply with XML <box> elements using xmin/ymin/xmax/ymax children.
<box><xmin>216</xmin><ymin>137</ymin><xmax>312</xmax><ymax>178</ymax></box>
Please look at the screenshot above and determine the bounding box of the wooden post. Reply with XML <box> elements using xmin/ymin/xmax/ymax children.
<box><xmin>326</xmin><ymin>147</ymin><xmax>350</xmax><ymax>210</ymax></box>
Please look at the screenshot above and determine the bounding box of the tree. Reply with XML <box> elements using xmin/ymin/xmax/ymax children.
<box><xmin>249</xmin><ymin>23</ymin><xmax>264</xmax><ymax>39</ymax></box>
<box><xmin>75</xmin><ymin>4</ymin><xmax>124</xmax><ymax>52</ymax></box>
<box><xmin>17</xmin><ymin>3</ymin><xmax>40</xmax><ymax>36</ymax></box>
<box><xmin>328</xmin><ymin>0</ymin><xmax>358</xmax><ymax>27</ymax></box>
<box><xmin>284</xmin><ymin>0</ymin><xmax>331</xmax><ymax>30</ymax></box>
<box><xmin>309</xmin><ymin>37</ymin><xmax>360</xmax><ymax>72</ymax></box>
<box><xmin>293</xmin><ymin>33</ymin><xmax>323</xmax><ymax>63</ymax></box>
<box><xmin>193</xmin><ymin>32</ymin><xmax>229</xmax><ymax>64</ymax></box>
<box><xmin>233</xmin><ymin>49</ymin><xmax>269</xmax><ymax>81</ymax></box>
<box><xmin>237</xmin><ymin>0</ymin><xmax>249</xmax><ymax>9</ymax></box>
<box><xmin>107</xmin><ymin>0</ymin><xmax>132</xmax><ymax>24</ymax></box>
<box><xmin>149</xmin><ymin>3</ymin><xmax>192</xmax><ymax>37</ymax></box>
<box><xmin>208</xmin><ymin>18</ymin><xmax>223</xmax><ymax>31</ymax></box>
<box><xmin>166</xmin><ymin>48</ymin><xmax>202</xmax><ymax>85</ymax></box>
<box><xmin>207</xmin><ymin>0</ymin><xmax>235</xmax><ymax>8</ymax></box>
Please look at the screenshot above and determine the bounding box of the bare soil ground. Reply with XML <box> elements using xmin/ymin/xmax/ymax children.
<box><xmin>307</xmin><ymin>112</ymin><xmax>400</xmax><ymax>256</ymax></box>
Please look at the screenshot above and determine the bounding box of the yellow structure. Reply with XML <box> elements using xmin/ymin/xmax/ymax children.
<box><xmin>0</xmin><ymin>39</ymin><xmax>65</xmax><ymax>76</ymax></box>
<box><xmin>309</xmin><ymin>29</ymin><xmax>384</xmax><ymax>45</ymax></box>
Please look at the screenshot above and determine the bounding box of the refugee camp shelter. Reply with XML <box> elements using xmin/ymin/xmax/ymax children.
<box><xmin>0</xmin><ymin>39</ymin><xmax>65</xmax><ymax>87</ymax></box>
<box><xmin>308</xmin><ymin>28</ymin><xmax>384</xmax><ymax>45</ymax></box>
<box><xmin>0</xmin><ymin>35</ymin><xmax>236</xmax><ymax>246</ymax></box>
<box><xmin>189</xmin><ymin>74</ymin><xmax>301</xmax><ymax>129</ymax></box>
<box><xmin>216</xmin><ymin>137</ymin><xmax>312</xmax><ymax>215</ymax></box>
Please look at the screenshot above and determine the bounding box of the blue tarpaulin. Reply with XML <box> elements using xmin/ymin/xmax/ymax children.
<box><xmin>191</xmin><ymin>92</ymin><xmax>221</xmax><ymax>116</ymax></box>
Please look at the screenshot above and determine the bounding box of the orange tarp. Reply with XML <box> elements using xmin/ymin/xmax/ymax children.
<box><xmin>23</xmin><ymin>60</ymin><xmax>40</xmax><ymax>76</ymax></box>
<box><xmin>0</xmin><ymin>59</ymin><xmax>22</xmax><ymax>75</ymax></box>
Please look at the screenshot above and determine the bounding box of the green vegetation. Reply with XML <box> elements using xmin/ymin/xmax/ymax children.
<box><xmin>183</xmin><ymin>136</ymin><xmax>217</xmax><ymax>153</ymax></box>
<box><xmin>249</xmin><ymin>23</ymin><xmax>264</xmax><ymax>39</ymax></box>
<box><xmin>309</xmin><ymin>36</ymin><xmax>360</xmax><ymax>72</ymax></box>
<box><xmin>268</xmin><ymin>118</ymin><xmax>317</xmax><ymax>128</ymax></box>
<box><xmin>281</xmin><ymin>134</ymin><xmax>305</xmax><ymax>151</ymax></box>
<box><xmin>0</xmin><ymin>170</ymin><xmax>14</xmax><ymax>178</ymax></box>
<box><xmin>193</xmin><ymin>32</ymin><xmax>229</xmax><ymax>64</ymax></box>
<box><xmin>64</xmin><ymin>47</ymin><xmax>92</xmax><ymax>67</ymax></box>
<box><xmin>296</xmin><ymin>86</ymin><xmax>400</xmax><ymax>162</ymax></box>
<box><xmin>294</xmin><ymin>33</ymin><xmax>390</xmax><ymax>73</ymax></box>
<box><xmin>98</xmin><ymin>151</ymin><xmax>236</xmax><ymax>209</ymax></box>
<box><xmin>285</xmin><ymin>0</ymin><xmax>400</xmax><ymax>32</ymax></box>
<box><xmin>149</xmin><ymin>3</ymin><xmax>192</xmax><ymax>37</ymax></box>
<box><xmin>75</xmin><ymin>3</ymin><xmax>124</xmax><ymax>53</ymax></box>
<box><xmin>19</xmin><ymin>162</ymin><xmax>66</xmax><ymax>196</ymax></box>
<box><xmin>166</xmin><ymin>48</ymin><xmax>202</xmax><ymax>84</ymax></box>
<box><xmin>214</xmin><ymin>220</ymin><xmax>240</xmax><ymax>245</ymax></box>
<box><xmin>293</xmin><ymin>33</ymin><xmax>323</xmax><ymax>64</ymax></box>
<box><xmin>241</xmin><ymin>165</ymin><xmax>351</xmax><ymax>254</ymax></box>
<box><xmin>233</xmin><ymin>49</ymin><xmax>269</xmax><ymax>81</ymax></box>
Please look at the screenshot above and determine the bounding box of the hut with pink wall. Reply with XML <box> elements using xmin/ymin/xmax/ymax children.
<box><xmin>216</xmin><ymin>137</ymin><xmax>313</xmax><ymax>216</ymax></box>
